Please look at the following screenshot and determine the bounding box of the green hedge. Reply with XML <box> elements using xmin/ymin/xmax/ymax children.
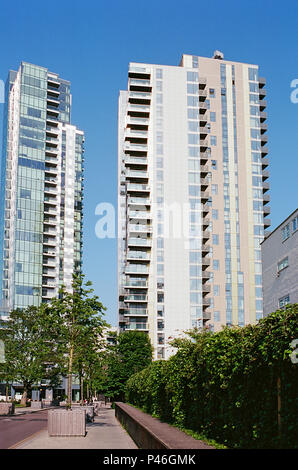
<box><xmin>125</xmin><ymin>305</ymin><xmax>298</xmax><ymax>448</ymax></box>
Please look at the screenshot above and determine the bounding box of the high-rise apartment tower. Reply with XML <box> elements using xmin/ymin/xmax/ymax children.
<box><xmin>0</xmin><ymin>62</ymin><xmax>84</xmax><ymax>319</ymax></box>
<box><xmin>118</xmin><ymin>52</ymin><xmax>269</xmax><ymax>359</ymax></box>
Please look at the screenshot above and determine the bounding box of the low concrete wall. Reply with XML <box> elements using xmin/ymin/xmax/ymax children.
<box><xmin>48</xmin><ymin>409</ymin><xmax>86</xmax><ymax>437</ymax></box>
<box><xmin>115</xmin><ymin>402</ymin><xmax>214</xmax><ymax>449</ymax></box>
<box><xmin>0</xmin><ymin>403</ymin><xmax>15</xmax><ymax>415</ymax></box>
<box><xmin>30</xmin><ymin>401</ymin><xmax>43</xmax><ymax>409</ymax></box>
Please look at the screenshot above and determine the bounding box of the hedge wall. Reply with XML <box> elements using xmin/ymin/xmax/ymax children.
<box><xmin>125</xmin><ymin>305</ymin><xmax>298</xmax><ymax>448</ymax></box>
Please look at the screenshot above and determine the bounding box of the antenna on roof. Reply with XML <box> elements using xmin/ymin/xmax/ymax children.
<box><xmin>213</xmin><ymin>50</ymin><xmax>224</xmax><ymax>60</ymax></box>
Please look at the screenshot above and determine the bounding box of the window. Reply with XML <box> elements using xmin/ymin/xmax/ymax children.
<box><xmin>210</xmin><ymin>111</ymin><xmax>216</xmax><ymax>122</ymax></box>
<box><xmin>214</xmin><ymin>311</ymin><xmax>220</xmax><ymax>322</ymax></box>
<box><xmin>188</xmin><ymin>134</ymin><xmax>199</xmax><ymax>145</ymax></box>
<box><xmin>211</xmin><ymin>184</ymin><xmax>218</xmax><ymax>195</ymax></box>
<box><xmin>210</xmin><ymin>136</ymin><xmax>217</xmax><ymax>146</ymax></box>
<box><xmin>211</xmin><ymin>160</ymin><xmax>217</xmax><ymax>170</ymax></box>
<box><xmin>20</xmin><ymin>189</ymin><xmax>31</xmax><ymax>199</ymax></box>
<box><xmin>214</xmin><ymin>285</ymin><xmax>220</xmax><ymax>296</ymax></box>
<box><xmin>212</xmin><ymin>234</ymin><xmax>219</xmax><ymax>245</ymax></box>
<box><xmin>279</xmin><ymin>295</ymin><xmax>290</xmax><ymax>308</ymax></box>
<box><xmin>187</xmin><ymin>83</ymin><xmax>199</xmax><ymax>94</ymax></box>
<box><xmin>156</xmin><ymin>69</ymin><xmax>163</xmax><ymax>79</ymax></box>
<box><xmin>209</xmin><ymin>88</ymin><xmax>215</xmax><ymax>98</ymax></box>
<box><xmin>277</xmin><ymin>257</ymin><xmax>289</xmax><ymax>272</ymax></box>
<box><xmin>212</xmin><ymin>209</ymin><xmax>218</xmax><ymax>220</ymax></box>
<box><xmin>248</xmin><ymin>68</ymin><xmax>258</xmax><ymax>81</ymax></box>
<box><xmin>282</xmin><ymin>224</ymin><xmax>290</xmax><ymax>241</ymax></box>
<box><xmin>213</xmin><ymin>260</ymin><xmax>220</xmax><ymax>270</ymax></box>
<box><xmin>292</xmin><ymin>215</ymin><xmax>298</xmax><ymax>232</ymax></box>
<box><xmin>187</xmin><ymin>71</ymin><xmax>198</xmax><ymax>82</ymax></box>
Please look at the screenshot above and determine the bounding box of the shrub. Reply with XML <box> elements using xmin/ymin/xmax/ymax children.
<box><xmin>125</xmin><ymin>305</ymin><xmax>298</xmax><ymax>448</ymax></box>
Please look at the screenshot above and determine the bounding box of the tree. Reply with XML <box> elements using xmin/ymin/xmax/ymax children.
<box><xmin>0</xmin><ymin>305</ymin><xmax>63</xmax><ymax>405</ymax></box>
<box><xmin>104</xmin><ymin>330</ymin><xmax>153</xmax><ymax>401</ymax></box>
<box><xmin>49</xmin><ymin>274</ymin><xmax>107</xmax><ymax>408</ymax></box>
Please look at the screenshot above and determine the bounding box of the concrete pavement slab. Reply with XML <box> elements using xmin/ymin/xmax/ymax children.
<box><xmin>13</xmin><ymin>407</ymin><xmax>138</xmax><ymax>449</ymax></box>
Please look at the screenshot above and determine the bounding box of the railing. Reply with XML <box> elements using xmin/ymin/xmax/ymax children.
<box><xmin>127</xmin><ymin>251</ymin><xmax>150</xmax><ymax>260</ymax></box>
<box><xmin>128</xmin><ymin>224</ymin><xmax>152</xmax><ymax>232</ymax></box>
<box><xmin>128</xmin><ymin>238</ymin><xmax>151</xmax><ymax>246</ymax></box>
<box><xmin>127</xmin><ymin>184</ymin><xmax>150</xmax><ymax>191</ymax></box>
<box><xmin>124</xmin><ymin>280</ymin><xmax>148</xmax><ymax>287</ymax></box>
<box><xmin>129</xmin><ymin>211</ymin><xmax>151</xmax><ymax>218</ymax></box>
<box><xmin>125</xmin><ymin>265</ymin><xmax>149</xmax><ymax>273</ymax></box>
<box><xmin>125</xmin><ymin>323</ymin><xmax>148</xmax><ymax>330</ymax></box>
<box><xmin>128</xmin><ymin>197</ymin><xmax>151</xmax><ymax>204</ymax></box>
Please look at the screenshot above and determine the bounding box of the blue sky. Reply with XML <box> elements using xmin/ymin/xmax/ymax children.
<box><xmin>0</xmin><ymin>0</ymin><xmax>297</xmax><ymax>326</ymax></box>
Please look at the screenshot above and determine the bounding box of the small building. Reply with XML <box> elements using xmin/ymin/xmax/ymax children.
<box><xmin>261</xmin><ymin>208</ymin><xmax>298</xmax><ymax>316</ymax></box>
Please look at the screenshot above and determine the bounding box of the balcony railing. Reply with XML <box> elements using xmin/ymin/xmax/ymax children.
<box><xmin>127</xmin><ymin>238</ymin><xmax>152</xmax><ymax>247</ymax></box>
<box><xmin>125</xmin><ymin>265</ymin><xmax>149</xmax><ymax>274</ymax></box>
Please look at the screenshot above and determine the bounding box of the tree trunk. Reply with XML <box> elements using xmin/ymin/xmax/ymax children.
<box><xmin>81</xmin><ymin>374</ymin><xmax>84</xmax><ymax>406</ymax></box>
<box><xmin>277</xmin><ymin>375</ymin><xmax>282</xmax><ymax>438</ymax></box>
<box><xmin>6</xmin><ymin>383</ymin><xmax>9</xmax><ymax>403</ymax></box>
<box><xmin>67</xmin><ymin>345</ymin><xmax>74</xmax><ymax>409</ymax></box>
<box><xmin>21</xmin><ymin>385</ymin><xmax>28</xmax><ymax>406</ymax></box>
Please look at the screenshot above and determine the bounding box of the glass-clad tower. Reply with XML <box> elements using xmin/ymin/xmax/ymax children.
<box><xmin>0</xmin><ymin>62</ymin><xmax>84</xmax><ymax>319</ymax></box>
<box><xmin>118</xmin><ymin>52</ymin><xmax>269</xmax><ymax>360</ymax></box>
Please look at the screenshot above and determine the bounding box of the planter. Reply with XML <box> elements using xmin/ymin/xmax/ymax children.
<box><xmin>48</xmin><ymin>409</ymin><xmax>86</xmax><ymax>436</ymax></box>
<box><xmin>0</xmin><ymin>403</ymin><xmax>15</xmax><ymax>415</ymax></box>
<box><xmin>30</xmin><ymin>401</ymin><xmax>43</xmax><ymax>409</ymax></box>
<box><xmin>42</xmin><ymin>399</ymin><xmax>53</xmax><ymax>407</ymax></box>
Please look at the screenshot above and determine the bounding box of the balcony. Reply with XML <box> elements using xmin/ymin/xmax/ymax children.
<box><xmin>262</xmin><ymin>181</ymin><xmax>270</xmax><ymax>192</ymax></box>
<box><xmin>202</xmin><ymin>258</ymin><xmax>211</xmax><ymax>268</ymax></box>
<box><xmin>260</xmin><ymin>123</ymin><xmax>268</xmax><ymax>133</ymax></box>
<box><xmin>199</xmin><ymin>89</ymin><xmax>207</xmax><ymax>100</ymax></box>
<box><xmin>199</xmin><ymin>126</ymin><xmax>208</xmax><ymax>136</ymax></box>
<box><xmin>259</xmin><ymin>77</ymin><xmax>266</xmax><ymax>87</ymax></box>
<box><xmin>45</xmin><ymin>176</ymin><xmax>57</xmax><ymax>186</ymax></box>
<box><xmin>262</xmin><ymin>157</ymin><xmax>269</xmax><ymax>169</ymax></box>
<box><xmin>261</xmin><ymin>135</ymin><xmax>268</xmax><ymax>144</ymax></box>
<box><xmin>200</xmin><ymin>164</ymin><xmax>210</xmax><ymax>176</ymax></box>
<box><xmin>202</xmin><ymin>298</ymin><xmax>211</xmax><ymax>309</ymax></box>
<box><xmin>259</xmin><ymin>100</ymin><xmax>267</xmax><ymax>110</ymax></box>
<box><xmin>199</xmin><ymin>77</ymin><xmax>207</xmax><ymax>88</ymax></box>
<box><xmin>259</xmin><ymin>88</ymin><xmax>266</xmax><ymax>99</ymax></box>
<box><xmin>125</xmin><ymin>323</ymin><xmax>149</xmax><ymax>331</ymax></box>
<box><xmin>262</xmin><ymin>170</ymin><xmax>269</xmax><ymax>180</ymax></box>
<box><xmin>200</xmin><ymin>177</ymin><xmax>209</xmax><ymax>188</ymax></box>
<box><xmin>126</xmin><ymin>170</ymin><xmax>148</xmax><ymax>179</ymax></box>
<box><xmin>128</xmin><ymin>224</ymin><xmax>152</xmax><ymax>233</ymax></box>
<box><xmin>201</xmin><ymin>190</ymin><xmax>210</xmax><ymax>202</ymax></box>
<box><xmin>127</xmin><ymin>238</ymin><xmax>151</xmax><ymax>247</ymax></box>
<box><xmin>127</xmin><ymin>251</ymin><xmax>150</xmax><ymax>261</ymax></box>
<box><xmin>124</xmin><ymin>156</ymin><xmax>147</xmax><ymax>166</ymax></box>
<box><xmin>202</xmin><ymin>217</ymin><xmax>210</xmax><ymax>228</ymax></box>
<box><xmin>127</xmin><ymin>116</ymin><xmax>150</xmax><ymax>126</ymax></box>
<box><xmin>260</xmin><ymin>111</ymin><xmax>267</xmax><ymax>122</ymax></box>
<box><xmin>202</xmin><ymin>284</ymin><xmax>211</xmax><ymax>294</ymax></box>
<box><xmin>125</xmin><ymin>265</ymin><xmax>149</xmax><ymax>274</ymax></box>
<box><xmin>128</xmin><ymin>210</ymin><xmax>152</xmax><ymax>219</ymax></box>
<box><xmin>201</xmin><ymin>243</ymin><xmax>210</xmax><ymax>254</ymax></box>
<box><xmin>44</xmin><ymin>186</ymin><xmax>57</xmax><ymax>195</ymax></box>
<box><xmin>261</xmin><ymin>146</ymin><xmax>268</xmax><ymax>156</ymax></box>
<box><xmin>47</xmin><ymin>96</ymin><xmax>60</xmax><ymax>107</ymax></box>
<box><xmin>128</xmin><ymin>197</ymin><xmax>151</xmax><ymax>206</ymax></box>
<box><xmin>200</xmin><ymin>139</ymin><xmax>208</xmax><ymax>149</ymax></box>
<box><xmin>44</xmin><ymin>217</ymin><xmax>57</xmax><ymax>226</ymax></box>
<box><xmin>263</xmin><ymin>193</ymin><xmax>270</xmax><ymax>204</ymax></box>
<box><xmin>127</xmin><ymin>183</ymin><xmax>150</xmax><ymax>193</ymax></box>
<box><xmin>45</xmin><ymin>146</ymin><xmax>58</xmax><ymax>157</ymax></box>
<box><xmin>124</xmin><ymin>294</ymin><xmax>148</xmax><ymax>302</ymax></box>
<box><xmin>123</xmin><ymin>279</ymin><xmax>148</xmax><ymax>288</ymax></box>
<box><xmin>199</xmin><ymin>113</ymin><xmax>208</xmax><ymax>123</ymax></box>
<box><xmin>202</xmin><ymin>272</ymin><xmax>211</xmax><ymax>281</ymax></box>
<box><xmin>47</xmin><ymin>77</ymin><xmax>60</xmax><ymax>87</ymax></box>
<box><xmin>200</xmin><ymin>150</ymin><xmax>209</xmax><ymax>162</ymax></box>
<box><xmin>264</xmin><ymin>218</ymin><xmax>271</xmax><ymax>228</ymax></box>
<box><xmin>202</xmin><ymin>229</ymin><xmax>211</xmax><ymax>240</ymax></box>
<box><xmin>263</xmin><ymin>205</ymin><xmax>271</xmax><ymax>216</ymax></box>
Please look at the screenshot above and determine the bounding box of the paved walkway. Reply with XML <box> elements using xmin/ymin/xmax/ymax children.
<box><xmin>13</xmin><ymin>406</ymin><xmax>138</xmax><ymax>449</ymax></box>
